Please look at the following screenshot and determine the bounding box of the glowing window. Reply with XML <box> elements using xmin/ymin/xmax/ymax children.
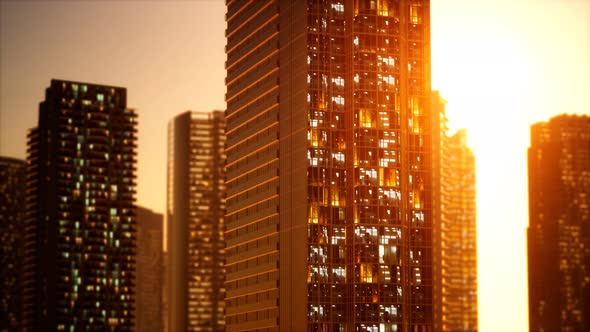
<box><xmin>331</xmin><ymin>3</ymin><xmax>344</xmax><ymax>13</ymax></box>
<box><xmin>360</xmin><ymin>264</ymin><xmax>375</xmax><ymax>283</ymax></box>
<box><xmin>410</xmin><ymin>4</ymin><xmax>421</xmax><ymax>24</ymax></box>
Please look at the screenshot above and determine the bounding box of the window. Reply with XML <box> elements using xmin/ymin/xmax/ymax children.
<box><xmin>410</xmin><ymin>4</ymin><xmax>421</xmax><ymax>24</ymax></box>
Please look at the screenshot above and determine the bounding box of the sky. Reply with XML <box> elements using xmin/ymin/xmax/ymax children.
<box><xmin>1</xmin><ymin>1</ymin><xmax>589</xmax><ymax>331</ymax></box>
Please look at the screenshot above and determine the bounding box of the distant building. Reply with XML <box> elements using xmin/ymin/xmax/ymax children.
<box><xmin>225</xmin><ymin>1</ymin><xmax>433</xmax><ymax>330</ymax></box>
<box><xmin>528</xmin><ymin>114</ymin><xmax>590</xmax><ymax>331</ymax></box>
<box><xmin>162</xmin><ymin>251</ymin><xmax>169</xmax><ymax>332</ymax></box>
<box><xmin>431</xmin><ymin>92</ymin><xmax>478</xmax><ymax>331</ymax></box>
<box><xmin>23</xmin><ymin>79</ymin><xmax>137</xmax><ymax>330</ymax></box>
<box><xmin>136</xmin><ymin>206</ymin><xmax>163</xmax><ymax>332</ymax></box>
<box><xmin>0</xmin><ymin>156</ymin><xmax>26</xmax><ymax>330</ymax></box>
<box><xmin>167</xmin><ymin>111</ymin><xmax>226</xmax><ymax>331</ymax></box>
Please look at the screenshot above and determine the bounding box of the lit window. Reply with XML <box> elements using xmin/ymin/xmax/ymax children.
<box><xmin>360</xmin><ymin>263</ymin><xmax>375</xmax><ymax>283</ymax></box>
<box><xmin>332</xmin><ymin>77</ymin><xmax>345</xmax><ymax>87</ymax></box>
<box><xmin>359</xmin><ymin>109</ymin><xmax>374</xmax><ymax>128</ymax></box>
<box><xmin>410</xmin><ymin>4</ymin><xmax>421</xmax><ymax>24</ymax></box>
<box><xmin>332</xmin><ymin>95</ymin><xmax>344</xmax><ymax>105</ymax></box>
<box><xmin>331</xmin><ymin>3</ymin><xmax>344</xmax><ymax>13</ymax></box>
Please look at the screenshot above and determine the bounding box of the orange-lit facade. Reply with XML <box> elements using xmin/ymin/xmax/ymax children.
<box><xmin>225</xmin><ymin>0</ymin><xmax>432</xmax><ymax>330</ymax></box>
<box><xmin>528</xmin><ymin>114</ymin><xmax>590</xmax><ymax>332</ymax></box>
<box><xmin>23</xmin><ymin>80</ymin><xmax>137</xmax><ymax>330</ymax></box>
<box><xmin>167</xmin><ymin>111</ymin><xmax>226</xmax><ymax>331</ymax></box>
<box><xmin>431</xmin><ymin>92</ymin><xmax>477</xmax><ymax>331</ymax></box>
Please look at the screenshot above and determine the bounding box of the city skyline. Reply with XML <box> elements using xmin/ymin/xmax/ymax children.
<box><xmin>1</xmin><ymin>1</ymin><xmax>589</xmax><ymax>331</ymax></box>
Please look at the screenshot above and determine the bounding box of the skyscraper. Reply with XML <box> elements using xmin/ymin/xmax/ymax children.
<box><xmin>136</xmin><ymin>206</ymin><xmax>164</xmax><ymax>332</ymax></box>
<box><xmin>225</xmin><ymin>1</ymin><xmax>432</xmax><ymax>330</ymax></box>
<box><xmin>23</xmin><ymin>79</ymin><xmax>137</xmax><ymax>330</ymax></box>
<box><xmin>431</xmin><ymin>92</ymin><xmax>477</xmax><ymax>331</ymax></box>
<box><xmin>0</xmin><ymin>156</ymin><xmax>27</xmax><ymax>331</ymax></box>
<box><xmin>528</xmin><ymin>114</ymin><xmax>590</xmax><ymax>331</ymax></box>
<box><xmin>167</xmin><ymin>111</ymin><xmax>226</xmax><ymax>331</ymax></box>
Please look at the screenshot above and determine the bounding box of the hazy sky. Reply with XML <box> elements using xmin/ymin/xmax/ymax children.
<box><xmin>1</xmin><ymin>1</ymin><xmax>589</xmax><ymax>331</ymax></box>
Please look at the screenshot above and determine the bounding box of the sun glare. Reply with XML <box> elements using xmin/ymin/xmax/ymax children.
<box><xmin>433</xmin><ymin>26</ymin><xmax>536</xmax><ymax>330</ymax></box>
<box><xmin>434</xmin><ymin>34</ymin><xmax>532</xmax><ymax>143</ymax></box>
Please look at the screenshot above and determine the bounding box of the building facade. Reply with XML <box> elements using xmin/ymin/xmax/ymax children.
<box><xmin>528</xmin><ymin>114</ymin><xmax>590</xmax><ymax>331</ymax></box>
<box><xmin>23</xmin><ymin>79</ymin><xmax>137</xmax><ymax>330</ymax></box>
<box><xmin>167</xmin><ymin>111</ymin><xmax>226</xmax><ymax>331</ymax></box>
<box><xmin>225</xmin><ymin>0</ymin><xmax>432</xmax><ymax>330</ymax></box>
<box><xmin>136</xmin><ymin>206</ymin><xmax>163</xmax><ymax>332</ymax></box>
<box><xmin>0</xmin><ymin>156</ymin><xmax>27</xmax><ymax>330</ymax></box>
<box><xmin>431</xmin><ymin>91</ymin><xmax>477</xmax><ymax>331</ymax></box>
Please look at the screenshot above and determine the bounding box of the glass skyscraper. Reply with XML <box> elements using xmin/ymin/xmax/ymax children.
<box><xmin>167</xmin><ymin>111</ymin><xmax>226</xmax><ymax>331</ymax></box>
<box><xmin>23</xmin><ymin>79</ymin><xmax>137</xmax><ymax>331</ymax></box>
<box><xmin>528</xmin><ymin>114</ymin><xmax>590</xmax><ymax>331</ymax></box>
<box><xmin>225</xmin><ymin>0</ymin><xmax>432</xmax><ymax>330</ymax></box>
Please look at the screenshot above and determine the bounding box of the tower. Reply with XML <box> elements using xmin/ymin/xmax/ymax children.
<box><xmin>528</xmin><ymin>114</ymin><xmax>590</xmax><ymax>331</ymax></box>
<box><xmin>136</xmin><ymin>206</ymin><xmax>163</xmax><ymax>332</ymax></box>
<box><xmin>431</xmin><ymin>92</ymin><xmax>477</xmax><ymax>331</ymax></box>
<box><xmin>23</xmin><ymin>79</ymin><xmax>137</xmax><ymax>330</ymax></box>
<box><xmin>225</xmin><ymin>0</ymin><xmax>432</xmax><ymax>330</ymax></box>
<box><xmin>167</xmin><ymin>111</ymin><xmax>226</xmax><ymax>331</ymax></box>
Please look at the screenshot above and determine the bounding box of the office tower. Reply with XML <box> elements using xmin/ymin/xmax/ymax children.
<box><xmin>431</xmin><ymin>92</ymin><xmax>477</xmax><ymax>331</ymax></box>
<box><xmin>225</xmin><ymin>0</ymin><xmax>432</xmax><ymax>330</ymax></box>
<box><xmin>23</xmin><ymin>79</ymin><xmax>137</xmax><ymax>330</ymax></box>
<box><xmin>136</xmin><ymin>206</ymin><xmax>163</xmax><ymax>332</ymax></box>
<box><xmin>528</xmin><ymin>114</ymin><xmax>590</xmax><ymax>331</ymax></box>
<box><xmin>0</xmin><ymin>156</ymin><xmax>27</xmax><ymax>330</ymax></box>
<box><xmin>167</xmin><ymin>111</ymin><xmax>226</xmax><ymax>331</ymax></box>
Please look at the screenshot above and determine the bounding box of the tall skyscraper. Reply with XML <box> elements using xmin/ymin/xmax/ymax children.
<box><xmin>528</xmin><ymin>114</ymin><xmax>590</xmax><ymax>331</ymax></box>
<box><xmin>225</xmin><ymin>1</ymin><xmax>432</xmax><ymax>330</ymax></box>
<box><xmin>23</xmin><ymin>79</ymin><xmax>137</xmax><ymax>330</ymax></box>
<box><xmin>167</xmin><ymin>111</ymin><xmax>226</xmax><ymax>331</ymax></box>
<box><xmin>431</xmin><ymin>92</ymin><xmax>477</xmax><ymax>331</ymax></box>
<box><xmin>0</xmin><ymin>156</ymin><xmax>27</xmax><ymax>331</ymax></box>
<box><xmin>136</xmin><ymin>206</ymin><xmax>164</xmax><ymax>332</ymax></box>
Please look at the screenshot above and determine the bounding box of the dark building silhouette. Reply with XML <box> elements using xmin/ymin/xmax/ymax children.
<box><xmin>23</xmin><ymin>79</ymin><xmax>137</xmax><ymax>330</ymax></box>
<box><xmin>528</xmin><ymin>114</ymin><xmax>590</xmax><ymax>331</ymax></box>
<box><xmin>225</xmin><ymin>0</ymin><xmax>432</xmax><ymax>330</ymax></box>
<box><xmin>431</xmin><ymin>92</ymin><xmax>477</xmax><ymax>331</ymax></box>
<box><xmin>167</xmin><ymin>111</ymin><xmax>226</xmax><ymax>331</ymax></box>
<box><xmin>136</xmin><ymin>206</ymin><xmax>163</xmax><ymax>332</ymax></box>
<box><xmin>0</xmin><ymin>156</ymin><xmax>27</xmax><ymax>330</ymax></box>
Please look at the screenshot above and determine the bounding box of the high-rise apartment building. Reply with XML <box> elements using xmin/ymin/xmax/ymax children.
<box><xmin>167</xmin><ymin>111</ymin><xmax>226</xmax><ymax>331</ymax></box>
<box><xmin>431</xmin><ymin>92</ymin><xmax>477</xmax><ymax>331</ymax></box>
<box><xmin>528</xmin><ymin>114</ymin><xmax>590</xmax><ymax>331</ymax></box>
<box><xmin>0</xmin><ymin>156</ymin><xmax>27</xmax><ymax>330</ymax></box>
<box><xmin>23</xmin><ymin>79</ymin><xmax>137</xmax><ymax>330</ymax></box>
<box><xmin>136</xmin><ymin>206</ymin><xmax>163</xmax><ymax>332</ymax></box>
<box><xmin>225</xmin><ymin>1</ymin><xmax>432</xmax><ymax>330</ymax></box>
